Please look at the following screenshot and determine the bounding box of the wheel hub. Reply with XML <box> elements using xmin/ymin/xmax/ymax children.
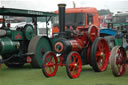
<box><xmin>70</xmin><ymin>63</ymin><xmax>78</xmax><ymax>67</ymax></box>
<box><xmin>46</xmin><ymin>62</ymin><xmax>54</xmax><ymax>67</ymax></box>
<box><xmin>74</xmin><ymin>63</ymin><xmax>77</xmax><ymax>67</ymax></box>
<box><xmin>100</xmin><ymin>52</ymin><xmax>105</xmax><ymax>57</ymax></box>
<box><xmin>91</xmin><ymin>33</ymin><xmax>96</xmax><ymax>35</ymax></box>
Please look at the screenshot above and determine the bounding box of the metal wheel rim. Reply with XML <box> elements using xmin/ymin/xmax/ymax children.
<box><xmin>95</xmin><ymin>39</ymin><xmax>109</xmax><ymax>71</ymax></box>
<box><xmin>66</xmin><ymin>51</ymin><xmax>82</xmax><ymax>78</ymax></box>
<box><xmin>88</xmin><ymin>25</ymin><xmax>98</xmax><ymax>42</ymax></box>
<box><xmin>110</xmin><ymin>46</ymin><xmax>127</xmax><ymax>77</ymax></box>
<box><xmin>42</xmin><ymin>52</ymin><xmax>58</xmax><ymax>77</ymax></box>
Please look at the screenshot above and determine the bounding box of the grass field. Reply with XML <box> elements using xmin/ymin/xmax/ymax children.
<box><xmin>0</xmin><ymin>64</ymin><xmax>128</xmax><ymax>85</ymax></box>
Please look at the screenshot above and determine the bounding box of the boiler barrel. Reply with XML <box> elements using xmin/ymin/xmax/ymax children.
<box><xmin>54</xmin><ymin>38</ymin><xmax>82</xmax><ymax>54</ymax></box>
<box><xmin>0</xmin><ymin>37</ymin><xmax>20</xmax><ymax>54</ymax></box>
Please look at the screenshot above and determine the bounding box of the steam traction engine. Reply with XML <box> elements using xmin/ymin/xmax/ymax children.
<box><xmin>42</xmin><ymin>4</ymin><xmax>109</xmax><ymax>78</ymax></box>
<box><xmin>0</xmin><ymin>8</ymin><xmax>55</xmax><ymax>68</ymax></box>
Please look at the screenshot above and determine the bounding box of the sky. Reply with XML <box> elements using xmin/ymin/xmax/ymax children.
<box><xmin>0</xmin><ymin>0</ymin><xmax>128</xmax><ymax>13</ymax></box>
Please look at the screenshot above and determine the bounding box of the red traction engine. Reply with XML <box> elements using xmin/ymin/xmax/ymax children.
<box><xmin>110</xmin><ymin>46</ymin><xmax>128</xmax><ymax>77</ymax></box>
<box><xmin>42</xmin><ymin>4</ymin><xmax>109</xmax><ymax>78</ymax></box>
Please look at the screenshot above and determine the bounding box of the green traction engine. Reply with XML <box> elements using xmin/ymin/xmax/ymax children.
<box><xmin>0</xmin><ymin>8</ymin><xmax>55</xmax><ymax>68</ymax></box>
<box><xmin>0</xmin><ymin>24</ymin><xmax>34</xmax><ymax>67</ymax></box>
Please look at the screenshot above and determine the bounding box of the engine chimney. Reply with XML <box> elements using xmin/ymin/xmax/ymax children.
<box><xmin>58</xmin><ymin>4</ymin><xmax>66</xmax><ymax>34</ymax></box>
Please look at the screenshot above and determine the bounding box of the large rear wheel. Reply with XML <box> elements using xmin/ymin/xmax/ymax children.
<box><xmin>66</xmin><ymin>51</ymin><xmax>82</xmax><ymax>79</ymax></box>
<box><xmin>42</xmin><ymin>51</ymin><xmax>58</xmax><ymax>77</ymax></box>
<box><xmin>91</xmin><ymin>37</ymin><xmax>109</xmax><ymax>72</ymax></box>
<box><xmin>110</xmin><ymin>46</ymin><xmax>127</xmax><ymax>77</ymax></box>
<box><xmin>28</xmin><ymin>36</ymin><xmax>52</xmax><ymax>68</ymax></box>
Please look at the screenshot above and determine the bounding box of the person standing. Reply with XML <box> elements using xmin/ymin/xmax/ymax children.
<box><xmin>115</xmin><ymin>30</ymin><xmax>123</xmax><ymax>46</ymax></box>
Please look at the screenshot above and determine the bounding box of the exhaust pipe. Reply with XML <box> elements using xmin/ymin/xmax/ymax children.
<box><xmin>58</xmin><ymin>4</ymin><xmax>66</xmax><ymax>34</ymax></box>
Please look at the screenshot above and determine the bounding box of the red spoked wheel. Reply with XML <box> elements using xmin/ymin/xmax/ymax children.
<box><xmin>66</xmin><ymin>51</ymin><xmax>82</xmax><ymax>79</ymax></box>
<box><xmin>88</xmin><ymin>25</ymin><xmax>98</xmax><ymax>42</ymax></box>
<box><xmin>110</xmin><ymin>46</ymin><xmax>127</xmax><ymax>77</ymax></box>
<box><xmin>42</xmin><ymin>51</ymin><xmax>58</xmax><ymax>77</ymax></box>
<box><xmin>91</xmin><ymin>37</ymin><xmax>109</xmax><ymax>72</ymax></box>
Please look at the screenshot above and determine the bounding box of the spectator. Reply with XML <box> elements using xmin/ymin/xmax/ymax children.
<box><xmin>115</xmin><ymin>30</ymin><xmax>123</xmax><ymax>46</ymax></box>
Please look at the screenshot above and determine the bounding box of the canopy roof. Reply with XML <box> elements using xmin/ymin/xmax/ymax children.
<box><xmin>0</xmin><ymin>8</ymin><xmax>56</xmax><ymax>17</ymax></box>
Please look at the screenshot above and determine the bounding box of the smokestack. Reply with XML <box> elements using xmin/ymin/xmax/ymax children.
<box><xmin>72</xmin><ymin>1</ymin><xmax>76</xmax><ymax>8</ymax></box>
<box><xmin>58</xmin><ymin>4</ymin><xmax>66</xmax><ymax>33</ymax></box>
